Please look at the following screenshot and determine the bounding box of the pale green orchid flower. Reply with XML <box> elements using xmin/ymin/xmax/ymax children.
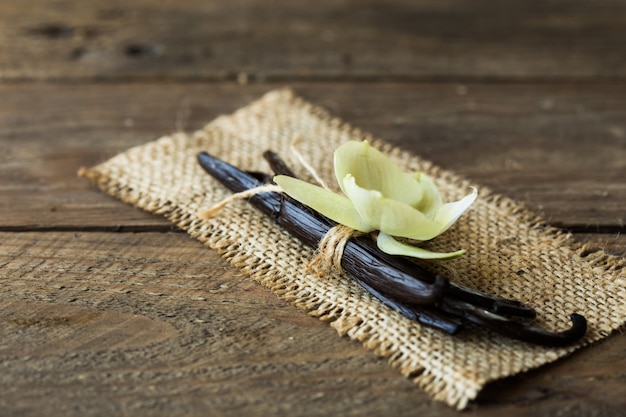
<box><xmin>274</xmin><ymin>140</ymin><xmax>477</xmax><ymax>259</ymax></box>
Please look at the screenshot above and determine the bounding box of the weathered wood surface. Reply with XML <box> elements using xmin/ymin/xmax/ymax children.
<box><xmin>1</xmin><ymin>0</ymin><xmax>626</xmax><ymax>416</ymax></box>
<box><xmin>2</xmin><ymin>0</ymin><xmax>626</xmax><ymax>81</ymax></box>
<box><xmin>1</xmin><ymin>83</ymin><xmax>624</xmax><ymax>234</ymax></box>
<box><xmin>2</xmin><ymin>232</ymin><xmax>625</xmax><ymax>417</ymax></box>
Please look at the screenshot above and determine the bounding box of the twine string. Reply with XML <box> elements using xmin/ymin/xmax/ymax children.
<box><xmin>290</xmin><ymin>136</ymin><xmax>331</xmax><ymax>190</ymax></box>
<box><xmin>307</xmin><ymin>224</ymin><xmax>364</xmax><ymax>277</ymax></box>
<box><xmin>198</xmin><ymin>184</ymin><xmax>282</xmax><ymax>218</ymax></box>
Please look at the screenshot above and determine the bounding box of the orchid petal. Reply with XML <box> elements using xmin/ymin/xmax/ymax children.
<box><xmin>411</xmin><ymin>172</ymin><xmax>443</xmax><ymax>217</ymax></box>
<box><xmin>342</xmin><ymin>174</ymin><xmax>445</xmax><ymax>240</ymax></box>
<box><xmin>377</xmin><ymin>232</ymin><xmax>466</xmax><ymax>260</ymax></box>
<box><xmin>334</xmin><ymin>141</ymin><xmax>423</xmax><ymax>206</ymax></box>
<box><xmin>274</xmin><ymin>175</ymin><xmax>374</xmax><ymax>233</ymax></box>
<box><xmin>433</xmin><ymin>187</ymin><xmax>478</xmax><ymax>233</ymax></box>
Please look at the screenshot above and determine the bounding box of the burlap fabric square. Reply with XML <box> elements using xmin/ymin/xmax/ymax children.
<box><xmin>80</xmin><ymin>89</ymin><xmax>626</xmax><ymax>409</ymax></box>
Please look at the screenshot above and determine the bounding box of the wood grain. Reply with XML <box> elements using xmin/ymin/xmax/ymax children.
<box><xmin>1</xmin><ymin>232</ymin><xmax>625</xmax><ymax>417</ymax></box>
<box><xmin>1</xmin><ymin>83</ymin><xmax>624</xmax><ymax>230</ymax></box>
<box><xmin>1</xmin><ymin>299</ymin><xmax>178</xmax><ymax>356</ymax></box>
<box><xmin>2</xmin><ymin>0</ymin><xmax>625</xmax><ymax>414</ymax></box>
<box><xmin>2</xmin><ymin>0</ymin><xmax>626</xmax><ymax>81</ymax></box>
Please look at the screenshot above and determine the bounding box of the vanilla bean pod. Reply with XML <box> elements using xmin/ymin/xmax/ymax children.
<box><xmin>262</xmin><ymin>150</ymin><xmax>537</xmax><ymax>319</ymax></box>
<box><xmin>439</xmin><ymin>300</ymin><xmax>587</xmax><ymax>347</ymax></box>
<box><xmin>263</xmin><ymin>150</ymin><xmax>296</xmax><ymax>177</ymax></box>
<box><xmin>353</xmin><ymin>276</ymin><xmax>463</xmax><ymax>335</ymax></box>
<box><xmin>260</xmin><ymin>151</ymin><xmax>588</xmax><ymax>345</ymax></box>
<box><xmin>198</xmin><ymin>151</ymin><xmax>587</xmax><ymax>346</ymax></box>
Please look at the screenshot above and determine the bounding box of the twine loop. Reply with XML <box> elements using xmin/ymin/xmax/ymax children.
<box><xmin>308</xmin><ymin>224</ymin><xmax>364</xmax><ymax>277</ymax></box>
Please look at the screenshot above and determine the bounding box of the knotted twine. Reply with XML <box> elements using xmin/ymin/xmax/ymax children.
<box><xmin>79</xmin><ymin>89</ymin><xmax>626</xmax><ymax>409</ymax></box>
<box><xmin>307</xmin><ymin>224</ymin><xmax>363</xmax><ymax>276</ymax></box>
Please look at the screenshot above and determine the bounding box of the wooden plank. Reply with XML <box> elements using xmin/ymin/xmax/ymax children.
<box><xmin>3</xmin><ymin>1</ymin><xmax>624</xmax><ymax>415</ymax></box>
<box><xmin>1</xmin><ymin>83</ymin><xmax>624</xmax><ymax>230</ymax></box>
<box><xmin>1</xmin><ymin>231</ymin><xmax>625</xmax><ymax>416</ymax></box>
<box><xmin>0</xmin><ymin>83</ymin><xmax>258</xmax><ymax>230</ymax></box>
<box><xmin>2</xmin><ymin>0</ymin><xmax>626</xmax><ymax>81</ymax></box>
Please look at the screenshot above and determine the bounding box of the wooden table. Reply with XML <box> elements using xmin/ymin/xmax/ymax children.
<box><xmin>1</xmin><ymin>1</ymin><xmax>625</xmax><ymax>415</ymax></box>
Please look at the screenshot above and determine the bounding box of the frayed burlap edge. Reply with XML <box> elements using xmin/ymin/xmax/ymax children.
<box><xmin>79</xmin><ymin>88</ymin><xmax>626</xmax><ymax>409</ymax></box>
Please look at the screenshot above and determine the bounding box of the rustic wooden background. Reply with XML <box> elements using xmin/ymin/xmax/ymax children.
<box><xmin>1</xmin><ymin>1</ymin><xmax>625</xmax><ymax>416</ymax></box>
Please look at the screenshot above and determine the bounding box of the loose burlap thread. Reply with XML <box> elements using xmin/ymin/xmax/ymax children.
<box><xmin>80</xmin><ymin>89</ymin><xmax>626</xmax><ymax>409</ymax></box>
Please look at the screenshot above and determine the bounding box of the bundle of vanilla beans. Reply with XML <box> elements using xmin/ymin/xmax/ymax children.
<box><xmin>198</xmin><ymin>151</ymin><xmax>587</xmax><ymax>347</ymax></box>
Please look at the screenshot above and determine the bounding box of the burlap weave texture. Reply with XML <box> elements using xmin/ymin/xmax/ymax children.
<box><xmin>80</xmin><ymin>89</ymin><xmax>626</xmax><ymax>409</ymax></box>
